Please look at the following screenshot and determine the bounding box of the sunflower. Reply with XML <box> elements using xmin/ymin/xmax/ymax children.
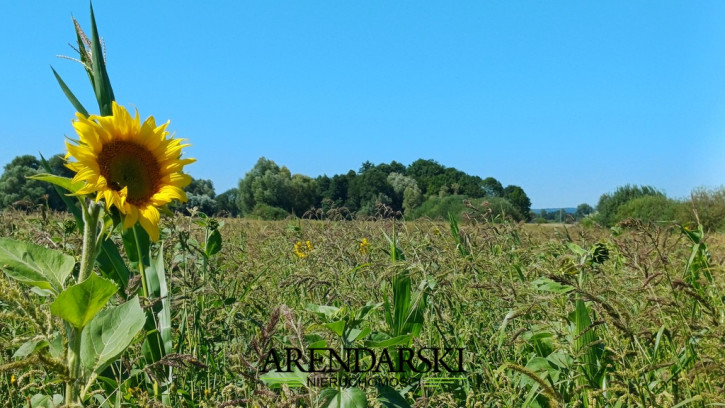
<box><xmin>65</xmin><ymin>101</ymin><xmax>195</xmax><ymax>241</ymax></box>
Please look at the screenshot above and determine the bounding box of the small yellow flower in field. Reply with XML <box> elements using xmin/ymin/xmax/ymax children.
<box><xmin>294</xmin><ymin>241</ymin><xmax>312</xmax><ymax>258</ymax></box>
<box><xmin>65</xmin><ymin>101</ymin><xmax>195</xmax><ymax>241</ymax></box>
<box><xmin>10</xmin><ymin>374</ymin><xmax>16</xmax><ymax>385</ymax></box>
<box><xmin>359</xmin><ymin>238</ymin><xmax>370</xmax><ymax>255</ymax></box>
<box><xmin>204</xmin><ymin>389</ymin><xmax>210</xmax><ymax>397</ymax></box>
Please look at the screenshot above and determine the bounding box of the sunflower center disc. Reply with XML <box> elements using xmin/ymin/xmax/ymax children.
<box><xmin>97</xmin><ymin>141</ymin><xmax>161</xmax><ymax>205</ymax></box>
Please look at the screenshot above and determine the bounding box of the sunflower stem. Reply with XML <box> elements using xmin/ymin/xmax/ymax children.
<box><xmin>79</xmin><ymin>200</ymin><xmax>101</xmax><ymax>282</ymax></box>
<box><xmin>66</xmin><ymin>324</ymin><xmax>83</xmax><ymax>407</ymax></box>
<box><xmin>66</xmin><ymin>200</ymin><xmax>101</xmax><ymax>407</ymax></box>
<box><xmin>132</xmin><ymin>226</ymin><xmax>150</xmax><ymax>298</ymax></box>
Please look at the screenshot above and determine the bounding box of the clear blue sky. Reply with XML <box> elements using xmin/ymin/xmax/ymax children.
<box><xmin>1</xmin><ymin>1</ymin><xmax>724</xmax><ymax>208</ymax></box>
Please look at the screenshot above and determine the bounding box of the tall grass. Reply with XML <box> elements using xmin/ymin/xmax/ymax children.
<box><xmin>0</xmin><ymin>209</ymin><xmax>723</xmax><ymax>407</ymax></box>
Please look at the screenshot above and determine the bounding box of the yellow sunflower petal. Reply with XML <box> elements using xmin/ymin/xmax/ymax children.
<box><xmin>151</xmin><ymin>185</ymin><xmax>187</xmax><ymax>206</ymax></box>
<box><xmin>168</xmin><ymin>173</ymin><xmax>192</xmax><ymax>188</ymax></box>
<box><xmin>123</xmin><ymin>206</ymin><xmax>139</xmax><ymax>229</ymax></box>
<box><xmin>138</xmin><ymin>206</ymin><xmax>161</xmax><ymax>241</ymax></box>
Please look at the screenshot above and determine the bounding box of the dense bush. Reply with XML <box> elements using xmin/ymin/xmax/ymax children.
<box><xmin>614</xmin><ymin>194</ymin><xmax>681</xmax><ymax>224</ymax></box>
<box><xmin>409</xmin><ymin>195</ymin><xmax>524</xmax><ymax>222</ymax></box>
<box><xmin>686</xmin><ymin>186</ymin><xmax>725</xmax><ymax>232</ymax></box>
<box><xmin>250</xmin><ymin>203</ymin><xmax>289</xmax><ymax>220</ymax></box>
<box><xmin>596</xmin><ymin>185</ymin><xmax>664</xmax><ymax>226</ymax></box>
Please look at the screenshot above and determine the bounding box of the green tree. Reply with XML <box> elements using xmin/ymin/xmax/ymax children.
<box><xmin>238</xmin><ymin>157</ymin><xmax>289</xmax><ymax>214</ymax></box>
<box><xmin>503</xmin><ymin>185</ymin><xmax>532</xmax><ymax>221</ymax></box>
<box><xmin>481</xmin><ymin>177</ymin><xmax>504</xmax><ymax>197</ymax></box>
<box><xmin>402</xmin><ymin>185</ymin><xmax>424</xmax><ymax>213</ymax></box>
<box><xmin>324</xmin><ymin>173</ymin><xmax>351</xmax><ymax>209</ymax></box>
<box><xmin>288</xmin><ymin>174</ymin><xmax>317</xmax><ymax>216</ymax></box>
<box><xmin>347</xmin><ymin>164</ymin><xmax>394</xmax><ymax>215</ymax></box>
<box><xmin>596</xmin><ymin>185</ymin><xmax>663</xmax><ymax>227</ymax></box>
<box><xmin>185</xmin><ymin>178</ymin><xmax>216</xmax><ymax>198</ymax></box>
<box><xmin>215</xmin><ymin>188</ymin><xmax>240</xmax><ymax>217</ymax></box>
<box><xmin>237</xmin><ymin>157</ymin><xmax>319</xmax><ymax>217</ymax></box>
<box><xmin>388</xmin><ymin>172</ymin><xmax>420</xmax><ymax>210</ymax></box>
<box><xmin>456</xmin><ymin>174</ymin><xmax>486</xmax><ymax>198</ymax></box>
<box><xmin>0</xmin><ymin>155</ymin><xmax>66</xmax><ymax>210</ymax></box>
<box><xmin>407</xmin><ymin>159</ymin><xmax>446</xmax><ymax>195</ymax></box>
<box><xmin>172</xmin><ymin>177</ymin><xmax>217</xmax><ymax>215</ymax></box>
<box><xmin>575</xmin><ymin>203</ymin><xmax>594</xmax><ymax>220</ymax></box>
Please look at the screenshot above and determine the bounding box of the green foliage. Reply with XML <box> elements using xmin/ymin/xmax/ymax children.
<box><xmin>480</xmin><ymin>196</ymin><xmax>525</xmax><ymax>221</ymax></box>
<box><xmin>409</xmin><ymin>195</ymin><xmax>524</xmax><ymax>221</ymax></box>
<box><xmin>320</xmin><ymin>387</ymin><xmax>368</xmax><ymax>408</ymax></box>
<box><xmin>503</xmin><ymin>185</ymin><xmax>532</xmax><ymax>221</ymax></box>
<box><xmin>184</xmin><ymin>193</ymin><xmax>218</xmax><ymax>216</ymax></box>
<box><xmin>80</xmin><ymin>296</ymin><xmax>146</xmax><ymax>375</ymax></box>
<box><xmin>216</xmin><ymin>157</ymin><xmax>527</xmax><ymax>220</ymax></box>
<box><xmin>238</xmin><ymin>157</ymin><xmax>287</xmax><ymax>213</ymax></box>
<box><xmin>51</xmin><ymin>273</ymin><xmax>118</xmax><ymax>329</ymax></box>
<box><xmin>215</xmin><ymin>188</ymin><xmax>241</xmax><ymax>217</ymax></box>
<box><xmin>402</xmin><ymin>185</ymin><xmax>423</xmax><ymax>213</ymax></box>
<box><xmin>535</xmin><ymin>208</ymin><xmax>578</xmax><ymax>223</ymax></box>
<box><xmin>595</xmin><ymin>184</ymin><xmax>664</xmax><ymax>226</ymax></box>
<box><xmin>409</xmin><ymin>194</ymin><xmax>468</xmax><ymax>220</ymax></box>
<box><xmin>686</xmin><ymin>186</ymin><xmax>725</xmax><ymax>232</ymax></box>
<box><xmin>0</xmin><ymin>238</ymin><xmax>75</xmax><ymax>295</ymax></box>
<box><xmin>406</xmin><ymin>159</ymin><xmax>488</xmax><ymax>198</ymax></box>
<box><xmin>481</xmin><ymin>177</ymin><xmax>504</xmax><ymax>197</ymax></box>
<box><xmin>615</xmin><ymin>194</ymin><xmax>680</xmax><ymax>224</ymax></box>
<box><xmin>238</xmin><ymin>157</ymin><xmax>318</xmax><ymax>216</ymax></box>
<box><xmin>0</xmin><ymin>155</ymin><xmax>68</xmax><ymax>211</ymax></box>
<box><xmin>575</xmin><ymin>203</ymin><xmax>594</xmax><ymax>219</ymax></box>
<box><xmin>288</xmin><ymin>173</ymin><xmax>318</xmax><ymax>216</ymax></box>
<box><xmin>387</xmin><ymin>173</ymin><xmax>417</xmax><ymax>194</ymax></box>
<box><xmin>250</xmin><ymin>203</ymin><xmax>289</xmax><ymax>220</ymax></box>
<box><xmin>2</xmin><ymin>210</ymin><xmax>725</xmax><ymax>406</ymax></box>
<box><xmin>347</xmin><ymin>165</ymin><xmax>395</xmax><ymax>214</ymax></box>
<box><xmin>171</xmin><ymin>177</ymin><xmax>218</xmax><ymax>216</ymax></box>
<box><xmin>406</xmin><ymin>159</ymin><xmax>445</xmax><ymax>194</ymax></box>
<box><xmin>185</xmin><ymin>178</ymin><xmax>216</xmax><ymax>198</ymax></box>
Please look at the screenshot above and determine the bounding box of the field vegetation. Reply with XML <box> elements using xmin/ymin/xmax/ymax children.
<box><xmin>1</xmin><ymin>203</ymin><xmax>723</xmax><ymax>407</ymax></box>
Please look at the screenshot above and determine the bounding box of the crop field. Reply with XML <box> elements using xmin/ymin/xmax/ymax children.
<box><xmin>1</xmin><ymin>208</ymin><xmax>724</xmax><ymax>407</ymax></box>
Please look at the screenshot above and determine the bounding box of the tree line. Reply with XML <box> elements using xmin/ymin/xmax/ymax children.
<box><xmin>1</xmin><ymin>154</ymin><xmax>723</xmax><ymax>231</ymax></box>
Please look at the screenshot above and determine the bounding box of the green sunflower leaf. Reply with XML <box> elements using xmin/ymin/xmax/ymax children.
<box><xmin>80</xmin><ymin>296</ymin><xmax>145</xmax><ymax>376</ymax></box>
<box><xmin>28</xmin><ymin>173</ymin><xmax>84</xmax><ymax>194</ymax></box>
<box><xmin>51</xmin><ymin>273</ymin><xmax>118</xmax><ymax>328</ymax></box>
<box><xmin>205</xmin><ymin>228</ymin><xmax>222</xmax><ymax>258</ymax></box>
<box><xmin>320</xmin><ymin>387</ymin><xmax>368</xmax><ymax>408</ymax></box>
<box><xmin>0</xmin><ymin>238</ymin><xmax>75</xmax><ymax>295</ymax></box>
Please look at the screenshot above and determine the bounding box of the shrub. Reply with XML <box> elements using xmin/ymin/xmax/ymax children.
<box><xmin>595</xmin><ymin>185</ymin><xmax>664</xmax><ymax>226</ymax></box>
<box><xmin>614</xmin><ymin>195</ymin><xmax>680</xmax><ymax>225</ymax></box>
<box><xmin>250</xmin><ymin>203</ymin><xmax>289</xmax><ymax>220</ymax></box>
<box><xmin>409</xmin><ymin>195</ymin><xmax>524</xmax><ymax>222</ymax></box>
<box><xmin>409</xmin><ymin>195</ymin><xmax>468</xmax><ymax>220</ymax></box>
<box><xmin>682</xmin><ymin>186</ymin><xmax>725</xmax><ymax>232</ymax></box>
